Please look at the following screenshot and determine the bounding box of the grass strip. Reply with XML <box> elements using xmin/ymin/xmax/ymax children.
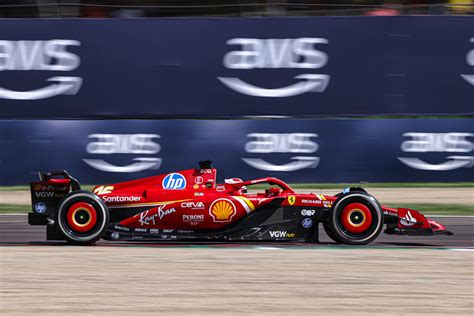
<box><xmin>0</xmin><ymin>204</ymin><xmax>31</xmax><ymax>214</ymax></box>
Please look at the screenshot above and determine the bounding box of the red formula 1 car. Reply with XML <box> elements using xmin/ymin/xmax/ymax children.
<box><xmin>28</xmin><ymin>161</ymin><xmax>451</xmax><ymax>245</ymax></box>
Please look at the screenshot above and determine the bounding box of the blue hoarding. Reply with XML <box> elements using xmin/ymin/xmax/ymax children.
<box><xmin>0</xmin><ymin>17</ymin><xmax>473</xmax><ymax>118</ymax></box>
<box><xmin>0</xmin><ymin>119</ymin><xmax>472</xmax><ymax>185</ymax></box>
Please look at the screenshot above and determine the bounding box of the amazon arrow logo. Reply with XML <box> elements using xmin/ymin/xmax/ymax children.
<box><xmin>242</xmin><ymin>133</ymin><xmax>320</xmax><ymax>172</ymax></box>
<box><xmin>461</xmin><ymin>37</ymin><xmax>474</xmax><ymax>86</ymax></box>
<box><xmin>0</xmin><ymin>39</ymin><xmax>82</xmax><ymax>100</ymax></box>
<box><xmin>0</xmin><ymin>77</ymin><xmax>82</xmax><ymax>100</ymax></box>
<box><xmin>83</xmin><ymin>134</ymin><xmax>162</xmax><ymax>173</ymax></box>
<box><xmin>398</xmin><ymin>156</ymin><xmax>473</xmax><ymax>171</ymax></box>
<box><xmin>398</xmin><ymin>132</ymin><xmax>473</xmax><ymax>171</ymax></box>
<box><xmin>242</xmin><ymin>157</ymin><xmax>319</xmax><ymax>172</ymax></box>
<box><xmin>219</xmin><ymin>37</ymin><xmax>330</xmax><ymax>97</ymax></box>
<box><xmin>83</xmin><ymin>157</ymin><xmax>162</xmax><ymax>173</ymax></box>
<box><xmin>218</xmin><ymin>74</ymin><xmax>329</xmax><ymax>98</ymax></box>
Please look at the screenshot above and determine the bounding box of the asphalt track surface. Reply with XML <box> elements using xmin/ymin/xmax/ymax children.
<box><xmin>1</xmin><ymin>214</ymin><xmax>473</xmax><ymax>315</ymax></box>
<box><xmin>0</xmin><ymin>214</ymin><xmax>472</xmax><ymax>248</ymax></box>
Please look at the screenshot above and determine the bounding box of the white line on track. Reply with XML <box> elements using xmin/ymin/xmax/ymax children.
<box><xmin>254</xmin><ymin>246</ymin><xmax>282</xmax><ymax>250</ymax></box>
<box><xmin>448</xmin><ymin>248</ymin><xmax>474</xmax><ymax>252</ymax></box>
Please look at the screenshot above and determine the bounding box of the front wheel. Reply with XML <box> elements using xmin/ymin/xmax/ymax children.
<box><xmin>56</xmin><ymin>190</ymin><xmax>109</xmax><ymax>245</ymax></box>
<box><xmin>324</xmin><ymin>192</ymin><xmax>384</xmax><ymax>245</ymax></box>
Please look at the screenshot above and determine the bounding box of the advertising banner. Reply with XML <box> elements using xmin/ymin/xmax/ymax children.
<box><xmin>0</xmin><ymin>17</ymin><xmax>472</xmax><ymax>118</ymax></box>
<box><xmin>1</xmin><ymin>119</ymin><xmax>472</xmax><ymax>185</ymax></box>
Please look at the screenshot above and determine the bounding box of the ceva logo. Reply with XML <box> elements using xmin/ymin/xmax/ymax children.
<box><xmin>0</xmin><ymin>40</ymin><xmax>82</xmax><ymax>100</ymax></box>
<box><xmin>83</xmin><ymin>134</ymin><xmax>162</xmax><ymax>172</ymax></box>
<box><xmin>461</xmin><ymin>37</ymin><xmax>474</xmax><ymax>86</ymax></box>
<box><xmin>398</xmin><ymin>132</ymin><xmax>473</xmax><ymax>171</ymax></box>
<box><xmin>242</xmin><ymin>133</ymin><xmax>319</xmax><ymax>171</ymax></box>
<box><xmin>218</xmin><ymin>38</ymin><xmax>329</xmax><ymax>97</ymax></box>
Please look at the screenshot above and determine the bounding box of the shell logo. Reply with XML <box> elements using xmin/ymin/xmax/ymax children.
<box><xmin>209</xmin><ymin>199</ymin><xmax>236</xmax><ymax>222</ymax></box>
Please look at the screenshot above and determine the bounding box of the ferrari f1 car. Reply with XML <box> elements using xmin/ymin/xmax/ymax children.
<box><xmin>28</xmin><ymin>161</ymin><xmax>451</xmax><ymax>245</ymax></box>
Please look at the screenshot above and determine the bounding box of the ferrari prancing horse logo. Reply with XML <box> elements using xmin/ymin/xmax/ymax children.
<box><xmin>287</xmin><ymin>196</ymin><xmax>296</xmax><ymax>205</ymax></box>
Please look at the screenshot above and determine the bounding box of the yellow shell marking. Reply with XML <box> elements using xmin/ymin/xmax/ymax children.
<box><xmin>211</xmin><ymin>201</ymin><xmax>234</xmax><ymax>221</ymax></box>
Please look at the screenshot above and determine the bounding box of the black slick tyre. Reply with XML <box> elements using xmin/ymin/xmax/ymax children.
<box><xmin>55</xmin><ymin>190</ymin><xmax>109</xmax><ymax>245</ymax></box>
<box><xmin>324</xmin><ymin>192</ymin><xmax>384</xmax><ymax>245</ymax></box>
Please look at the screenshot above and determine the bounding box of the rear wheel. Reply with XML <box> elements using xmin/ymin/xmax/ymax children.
<box><xmin>324</xmin><ymin>192</ymin><xmax>384</xmax><ymax>245</ymax></box>
<box><xmin>56</xmin><ymin>190</ymin><xmax>109</xmax><ymax>245</ymax></box>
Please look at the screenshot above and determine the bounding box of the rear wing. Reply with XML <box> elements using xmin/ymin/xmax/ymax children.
<box><xmin>30</xmin><ymin>170</ymin><xmax>81</xmax><ymax>218</ymax></box>
<box><xmin>37</xmin><ymin>170</ymin><xmax>81</xmax><ymax>191</ymax></box>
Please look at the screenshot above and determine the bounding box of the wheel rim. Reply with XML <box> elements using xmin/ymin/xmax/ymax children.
<box><xmin>340</xmin><ymin>203</ymin><xmax>372</xmax><ymax>234</ymax></box>
<box><xmin>331</xmin><ymin>193</ymin><xmax>383</xmax><ymax>244</ymax></box>
<box><xmin>57</xmin><ymin>192</ymin><xmax>109</xmax><ymax>243</ymax></box>
<box><xmin>66</xmin><ymin>202</ymin><xmax>97</xmax><ymax>233</ymax></box>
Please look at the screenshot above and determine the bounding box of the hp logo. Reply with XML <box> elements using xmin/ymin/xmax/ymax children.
<box><xmin>35</xmin><ymin>202</ymin><xmax>47</xmax><ymax>214</ymax></box>
<box><xmin>302</xmin><ymin>218</ymin><xmax>313</xmax><ymax>229</ymax></box>
<box><xmin>162</xmin><ymin>173</ymin><xmax>186</xmax><ymax>190</ymax></box>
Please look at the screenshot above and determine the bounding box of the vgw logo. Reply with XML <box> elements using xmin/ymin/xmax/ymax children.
<box><xmin>0</xmin><ymin>40</ymin><xmax>82</xmax><ymax>100</ymax></box>
<box><xmin>83</xmin><ymin>134</ymin><xmax>162</xmax><ymax>172</ymax></box>
<box><xmin>461</xmin><ymin>37</ymin><xmax>474</xmax><ymax>86</ymax></box>
<box><xmin>242</xmin><ymin>133</ymin><xmax>319</xmax><ymax>172</ymax></box>
<box><xmin>218</xmin><ymin>38</ymin><xmax>329</xmax><ymax>97</ymax></box>
<box><xmin>398</xmin><ymin>132</ymin><xmax>473</xmax><ymax>171</ymax></box>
